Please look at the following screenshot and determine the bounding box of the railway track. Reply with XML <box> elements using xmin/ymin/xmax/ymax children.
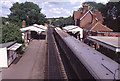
<box><xmin>44</xmin><ymin>27</ymin><xmax>67</xmax><ymax>79</ymax></box>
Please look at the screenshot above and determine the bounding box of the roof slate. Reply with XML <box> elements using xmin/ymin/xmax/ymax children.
<box><xmin>91</xmin><ymin>23</ymin><xmax>113</xmax><ymax>32</ymax></box>
<box><xmin>73</xmin><ymin>9</ymin><xmax>103</xmax><ymax>22</ymax></box>
<box><xmin>84</xmin><ymin>22</ymin><xmax>113</xmax><ymax>32</ymax></box>
<box><xmin>0</xmin><ymin>41</ymin><xmax>15</xmax><ymax>48</ymax></box>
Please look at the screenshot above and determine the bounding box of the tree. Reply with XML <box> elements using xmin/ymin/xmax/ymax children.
<box><xmin>51</xmin><ymin>16</ymin><xmax>74</xmax><ymax>27</ymax></box>
<box><xmin>81</xmin><ymin>2</ymin><xmax>105</xmax><ymax>11</ymax></box>
<box><xmin>2</xmin><ymin>17</ymin><xmax>9</xmax><ymax>25</ymax></box>
<box><xmin>100</xmin><ymin>2</ymin><xmax>120</xmax><ymax>31</ymax></box>
<box><xmin>64</xmin><ymin>16</ymin><xmax>74</xmax><ymax>26</ymax></box>
<box><xmin>8</xmin><ymin>2</ymin><xmax>47</xmax><ymax>27</ymax></box>
<box><xmin>2</xmin><ymin>23</ymin><xmax>23</xmax><ymax>43</ymax></box>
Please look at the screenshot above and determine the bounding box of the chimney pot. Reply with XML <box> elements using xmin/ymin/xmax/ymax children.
<box><xmin>22</xmin><ymin>20</ymin><xmax>26</xmax><ymax>28</ymax></box>
<box><xmin>82</xmin><ymin>3</ymin><xmax>88</xmax><ymax>13</ymax></box>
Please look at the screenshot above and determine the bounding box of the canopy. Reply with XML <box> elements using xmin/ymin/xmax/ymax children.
<box><xmin>8</xmin><ymin>43</ymin><xmax>22</xmax><ymax>51</ymax></box>
<box><xmin>63</xmin><ymin>25</ymin><xmax>79</xmax><ymax>31</ymax></box>
<box><xmin>33</xmin><ymin>24</ymin><xmax>47</xmax><ymax>30</ymax></box>
<box><xmin>87</xmin><ymin>36</ymin><xmax>120</xmax><ymax>52</ymax></box>
<box><xmin>55</xmin><ymin>27</ymin><xmax>62</xmax><ymax>30</ymax></box>
<box><xmin>63</xmin><ymin>25</ymin><xmax>83</xmax><ymax>38</ymax></box>
<box><xmin>20</xmin><ymin>26</ymin><xmax>45</xmax><ymax>32</ymax></box>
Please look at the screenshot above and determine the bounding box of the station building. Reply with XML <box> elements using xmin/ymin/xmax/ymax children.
<box><xmin>73</xmin><ymin>3</ymin><xmax>119</xmax><ymax>40</ymax></box>
<box><xmin>0</xmin><ymin>41</ymin><xmax>22</xmax><ymax>67</ymax></box>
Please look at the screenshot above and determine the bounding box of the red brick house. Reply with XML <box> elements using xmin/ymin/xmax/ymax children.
<box><xmin>73</xmin><ymin>3</ymin><xmax>113</xmax><ymax>38</ymax></box>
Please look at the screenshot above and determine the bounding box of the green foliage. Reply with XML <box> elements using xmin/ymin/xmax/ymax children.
<box><xmin>50</xmin><ymin>16</ymin><xmax>74</xmax><ymax>28</ymax></box>
<box><xmin>2</xmin><ymin>23</ymin><xmax>24</xmax><ymax>43</ymax></box>
<box><xmin>2</xmin><ymin>17</ymin><xmax>9</xmax><ymax>25</ymax></box>
<box><xmin>82</xmin><ymin>2</ymin><xmax>105</xmax><ymax>11</ymax></box>
<box><xmin>8</xmin><ymin>2</ymin><xmax>47</xmax><ymax>27</ymax></box>
<box><xmin>100</xmin><ymin>2</ymin><xmax>120</xmax><ymax>32</ymax></box>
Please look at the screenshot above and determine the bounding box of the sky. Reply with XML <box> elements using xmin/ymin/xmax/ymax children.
<box><xmin>0</xmin><ymin>0</ymin><xmax>111</xmax><ymax>18</ymax></box>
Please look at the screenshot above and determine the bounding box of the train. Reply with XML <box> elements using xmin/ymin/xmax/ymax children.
<box><xmin>53</xmin><ymin>27</ymin><xmax>120</xmax><ymax>81</ymax></box>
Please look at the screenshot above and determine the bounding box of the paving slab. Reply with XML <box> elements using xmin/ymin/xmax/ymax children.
<box><xmin>2</xmin><ymin>39</ymin><xmax>46</xmax><ymax>79</ymax></box>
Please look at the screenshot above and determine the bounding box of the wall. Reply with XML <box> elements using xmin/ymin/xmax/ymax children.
<box><xmin>0</xmin><ymin>48</ymin><xmax>8</xmax><ymax>67</ymax></box>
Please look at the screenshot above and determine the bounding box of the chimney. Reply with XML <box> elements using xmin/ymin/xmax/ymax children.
<box><xmin>22</xmin><ymin>20</ymin><xmax>26</xmax><ymax>28</ymax></box>
<box><xmin>83</xmin><ymin>3</ymin><xmax>88</xmax><ymax>13</ymax></box>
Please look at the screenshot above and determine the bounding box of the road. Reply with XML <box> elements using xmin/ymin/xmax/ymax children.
<box><xmin>2</xmin><ymin>33</ymin><xmax>46</xmax><ymax>79</ymax></box>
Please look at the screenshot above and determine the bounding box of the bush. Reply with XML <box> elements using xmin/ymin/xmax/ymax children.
<box><xmin>2</xmin><ymin>23</ymin><xmax>24</xmax><ymax>43</ymax></box>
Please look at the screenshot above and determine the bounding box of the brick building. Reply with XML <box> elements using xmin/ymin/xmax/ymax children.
<box><xmin>73</xmin><ymin>3</ymin><xmax>114</xmax><ymax>39</ymax></box>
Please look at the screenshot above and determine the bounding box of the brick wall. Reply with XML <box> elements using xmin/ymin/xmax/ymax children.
<box><xmin>80</xmin><ymin>13</ymin><xmax>92</xmax><ymax>28</ymax></box>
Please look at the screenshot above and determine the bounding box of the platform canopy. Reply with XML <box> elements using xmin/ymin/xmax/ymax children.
<box><xmin>20</xmin><ymin>26</ymin><xmax>45</xmax><ymax>33</ymax></box>
<box><xmin>33</xmin><ymin>24</ymin><xmax>47</xmax><ymax>30</ymax></box>
<box><xmin>7</xmin><ymin>43</ymin><xmax>22</xmax><ymax>51</ymax></box>
<box><xmin>87</xmin><ymin>36</ymin><xmax>120</xmax><ymax>52</ymax></box>
<box><xmin>0</xmin><ymin>41</ymin><xmax>15</xmax><ymax>48</ymax></box>
<box><xmin>63</xmin><ymin>25</ymin><xmax>83</xmax><ymax>38</ymax></box>
<box><xmin>55</xmin><ymin>27</ymin><xmax>62</xmax><ymax>30</ymax></box>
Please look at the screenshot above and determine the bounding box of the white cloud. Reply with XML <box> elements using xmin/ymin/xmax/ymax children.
<box><xmin>73</xmin><ymin>5</ymin><xmax>82</xmax><ymax>10</ymax></box>
<box><xmin>41</xmin><ymin>9</ymin><xmax>46</xmax><ymax>13</ymax></box>
<box><xmin>0</xmin><ymin>10</ymin><xmax>2</xmax><ymax>17</ymax></box>
<box><xmin>70</xmin><ymin>0</ymin><xmax>85</xmax><ymax>5</ymax></box>
<box><xmin>41</xmin><ymin>2</ymin><xmax>53</xmax><ymax>8</ymax></box>
<box><xmin>84</xmin><ymin>0</ymin><xmax>109</xmax><ymax>4</ymax></box>
<box><xmin>0</xmin><ymin>0</ymin><xmax>20</xmax><ymax>17</ymax></box>
<box><xmin>0</xmin><ymin>1</ymin><xmax>14</xmax><ymax>17</ymax></box>
<box><xmin>95</xmin><ymin>0</ymin><xmax>108</xmax><ymax>3</ymax></box>
<box><xmin>43</xmin><ymin>7</ymin><xmax>72</xmax><ymax>18</ymax></box>
<box><xmin>0</xmin><ymin>1</ymin><xmax>12</xmax><ymax>8</ymax></box>
<box><xmin>1</xmin><ymin>0</ymin><xmax>109</xmax><ymax>18</ymax></box>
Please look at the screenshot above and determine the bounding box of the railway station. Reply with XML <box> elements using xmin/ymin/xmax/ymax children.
<box><xmin>1</xmin><ymin>1</ymin><xmax>120</xmax><ymax>81</ymax></box>
<box><xmin>2</xmin><ymin>26</ymin><xmax>120</xmax><ymax>81</ymax></box>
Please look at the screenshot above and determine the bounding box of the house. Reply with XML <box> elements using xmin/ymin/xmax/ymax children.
<box><xmin>73</xmin><ymin>3</ymin><xmax>113</xmax><ymax>39</ymax></box>
<box><xmin>0</xmin><ymin>41</ymin><xmax>22</xmax><ymax>67</ymax></box>
<box><xmin>73</xmin><ymin>4</ymin><xmax>103</xmax><ymax>27</ymax></box>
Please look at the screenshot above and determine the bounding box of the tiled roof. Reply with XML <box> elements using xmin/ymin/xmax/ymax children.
<box><xmin>73</xmin><ymin>10</ymin><xmax>103</xmax><ymax>22</ymax></box>
<box><xmin>83</xmin><ymin>23</ymin><xmax>96</xmax><ymax>30</ymax></box>
<box><xmin>79</xmin><ymin>10</ymin><xmax>89</xmax><ymax>20</ymax></box>
<box><xmin>94</xmin><ymin>12</ymin><xmax>103</xmax><ymax>22</ymax></box>
<box><xmin>73</xmin><ymin>11</ymin><xmax>82</xmax><ymax>20</ymax></box>
<box><xmin>84</xmin><ymin>22</ymin><xmax>113</xmax><ymax>32</ymax></box>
